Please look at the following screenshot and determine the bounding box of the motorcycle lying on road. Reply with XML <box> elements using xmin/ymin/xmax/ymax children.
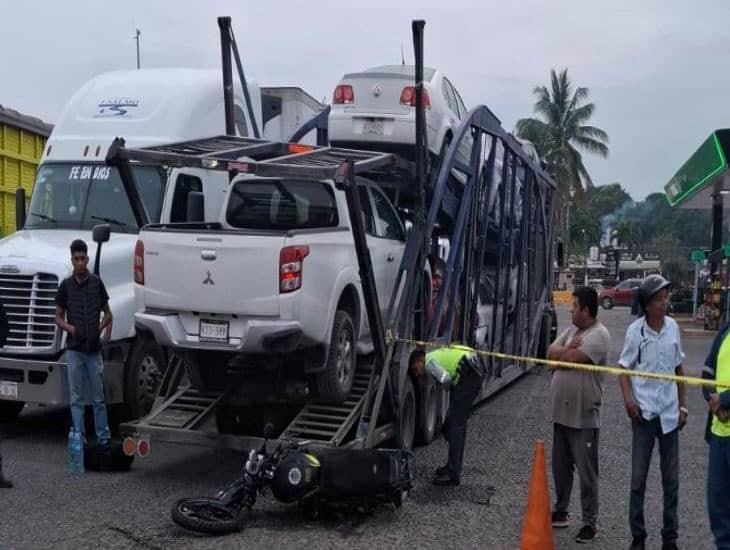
<box><xmin>171</xmin><ymin>426</ymin><xmax>414</xmax><ymax>535</ymax></box>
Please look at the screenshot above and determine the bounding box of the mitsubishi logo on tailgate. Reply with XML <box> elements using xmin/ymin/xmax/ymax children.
<box><xmin>203</xmin><ymin>271</ymin><xmax>215</xmax><ymax>285</ymax></box>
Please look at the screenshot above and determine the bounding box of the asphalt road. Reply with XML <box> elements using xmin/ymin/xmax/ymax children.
<box><xmin>0</xmin><ymin>307</ymin><xmax>718</xmax><ymax>549</ymax></box>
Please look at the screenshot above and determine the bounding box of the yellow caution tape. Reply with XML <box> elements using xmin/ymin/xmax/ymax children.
<box><xmin>385</xmin><ymin>330</ymin><xmax>730</xmax><ymax>390</ymax></box>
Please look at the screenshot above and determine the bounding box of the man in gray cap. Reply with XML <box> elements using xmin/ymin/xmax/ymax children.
<box><xmin>618</xmin><ymin>274</ymin><xmax>687</xmax><ymax>550</ymax></box>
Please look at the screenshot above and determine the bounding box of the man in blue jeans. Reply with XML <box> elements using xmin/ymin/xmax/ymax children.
<box><xmin>618</xmin><ymin>275</ymin><xmax>687</xmax><ymax>550</ymax></box>
<box><xmin>702</xmin><ymin>321</ymin><xmax>730</xmax><ymax>549</ymax></box>
<box><xmin>55</xmin><ymin>239</ymin><xmax>113</xmax><ymax>448</ymax></box>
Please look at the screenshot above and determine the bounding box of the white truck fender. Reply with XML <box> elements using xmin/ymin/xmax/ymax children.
<box><xmin>321</xmin><ymin>266</ymin><xmax>365</xmax><ymax>344</ymax></box>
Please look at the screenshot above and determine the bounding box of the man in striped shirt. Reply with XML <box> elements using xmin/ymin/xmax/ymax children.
<box><xmin>618</xmin><ymin>275</ymin><xmax>687</xmax><ymax>550</ymax></box>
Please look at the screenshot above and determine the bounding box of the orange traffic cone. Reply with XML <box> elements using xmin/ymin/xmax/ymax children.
<box><xmin>520</xmin><ymin>440</ymin><xmax>554</xmax><ymax>550</ymax></box>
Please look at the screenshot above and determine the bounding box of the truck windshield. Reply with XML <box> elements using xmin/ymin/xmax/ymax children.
<box><xmin>25</xmin><ymin>163</ymin><xmax>165</xmax><ymax>233</ymax></box>
<box><xmin>226</xmin><ymin>179</ymin><xmax>338</xmax><ymax>230</ymax></box>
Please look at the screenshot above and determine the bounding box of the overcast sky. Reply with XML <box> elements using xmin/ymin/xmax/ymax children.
<box><xmin>3</xmin><ymin>1</ymin><xmax>728</xmax><ymax>200</ymax></box>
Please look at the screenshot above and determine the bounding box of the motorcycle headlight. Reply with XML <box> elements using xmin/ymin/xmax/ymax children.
<box><xmin>245</xmin><ymin>449</ymin><xmax>261</xmax><ymax>474</ymax></box>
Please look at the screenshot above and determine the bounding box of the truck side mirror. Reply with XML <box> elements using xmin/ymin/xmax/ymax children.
<box><xmin>93</xmin><ymin>224</ymin><xmax>111</xmax><ymax>244</ymax></box>
<box><xmin>92</xmin><ymin>223</ymin><xmax>111</xmax><ymax>276</ymax></box>
<box><xmin>15</xmin><ymin>188</ymin><xmax>26</xmax><ymax>230</ymax></box>
<box><xmin>187</xmin><ymin>192</ymin><xmax>205</xmax><ymax>223</ymax></box>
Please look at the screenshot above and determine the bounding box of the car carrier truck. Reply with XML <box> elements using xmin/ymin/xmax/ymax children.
<box><xmin>110</xmin><ymin>21</ymin><xmax>558</xmax><ymax>455</ymax></box>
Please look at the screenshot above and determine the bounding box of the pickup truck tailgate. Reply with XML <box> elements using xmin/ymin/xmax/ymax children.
<box><xmin>141</xmin><ymin>230</ymin><xmax>285</xmax><ymax>316</ymax></box>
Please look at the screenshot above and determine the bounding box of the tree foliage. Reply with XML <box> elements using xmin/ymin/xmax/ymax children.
<box><xmin>566</xmin><ymin>182</ymin><xmax>716</xmax><ymax>282</ymax></box>
<box><xmin>516</xmin><ymin>68</ymin><xmax>609</xmax><ymax>200</ymax></box>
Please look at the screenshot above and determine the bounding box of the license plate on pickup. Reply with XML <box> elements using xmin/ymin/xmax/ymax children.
<box><xmin>199</xmin><ymin>319</ymin><xmax>229</xmax><ymax>342</ymax></box>
<box><xmin>0</xmin><ymin>381</ymin><xmax>18</xmax><ymax>400</ymax></box>
<box><xmin>363</xmin><ymin>118</ymin><xmax>385</xmax><ymax>135</ymax></box>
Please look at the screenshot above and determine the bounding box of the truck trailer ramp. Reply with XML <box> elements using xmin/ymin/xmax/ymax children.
<box><xmin>281</xmin><ymin>361</ymin><xmax>372</xmax><ymax>446</ymax></box>
<box><xmin>121</xmin><ymin>357</ymin><xmax>383</xmax><ymax>451</ymax></box>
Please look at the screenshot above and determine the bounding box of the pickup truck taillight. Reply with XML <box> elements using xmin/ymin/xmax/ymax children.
<box><xmin>134</xmin><ymin>240</ymin><xmax>144</xmax><ymax>285</ymax></box>
<box><xmin>279</xmin><ymin>245</ymin><xmax>310</xmax><ymax>293</ymax></box>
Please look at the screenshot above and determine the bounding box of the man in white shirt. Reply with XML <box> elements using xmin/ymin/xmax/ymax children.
<box><xmin>618</xmin><ymin>275</ymin><xmax>687</xmax><ymax>550</ymax></box>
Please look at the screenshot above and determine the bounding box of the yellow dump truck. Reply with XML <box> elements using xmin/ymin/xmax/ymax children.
<box><xmin>0</xmin><ymin>106</ymin><xmax>52</xmax><ymax>236</ymax></box>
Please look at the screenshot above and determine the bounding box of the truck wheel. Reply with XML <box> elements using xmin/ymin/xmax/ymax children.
<box><xmin>315</xmin><ymin>310</ymin><xmax>355</xmax><ymax>404</ymax></box>
<box><xmin>536</xmin><ymin>311</ymin><xmax>552</xmax><ymax>360</ymax></box>
<box><xmin>396</xmin><ymin>377</ymin><xmax>416</xmax><ymax>450</ymax></box>
<box><xmin>415</xmin><ymin>378</ymin><xmax>439</xmax><ymax>445</ymax></box>
<box><xmin>124</xmin><ymin>337</ymin><xmax>166</xmax><ymax>420</ymax></box>
<box><xmin>0</xmin><ymin>401</ymin><xmax>24</xmax><ymax>421</ymax></box>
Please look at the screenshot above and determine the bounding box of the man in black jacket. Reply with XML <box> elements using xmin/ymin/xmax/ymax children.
<box><xmin>0</xmin><ymin>299</ymin><xmax>11</xmax><ymax>487</ymax></box>
<box><xmin>55</xmin><ymin>239</ymin><xmax>113</xmax><ymax>447</ymax></box>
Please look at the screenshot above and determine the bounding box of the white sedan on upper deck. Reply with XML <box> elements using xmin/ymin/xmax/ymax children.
<box><xmin>328</xmin><ymin>65</ymin><xmax>468</xmax><ymax>164</ymax></box>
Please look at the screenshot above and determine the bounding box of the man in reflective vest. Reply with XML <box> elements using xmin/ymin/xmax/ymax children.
<box><xmin>410</xmin><ymin>344</ymin><xmax>485</xmax><ymax>486</ymax></box>
<box><xmin>702</xmin><ymin>321</ymin><xmax>730</xmax><ymax>549</ymax></box>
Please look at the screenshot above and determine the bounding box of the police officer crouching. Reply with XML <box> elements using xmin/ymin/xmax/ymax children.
<box><xmin>410</xmin><ymin>345</ymin><xmax>485</xmax><ymax>486</ymax></box>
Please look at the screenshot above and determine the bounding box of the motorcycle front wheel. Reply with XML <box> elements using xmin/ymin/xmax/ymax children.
<box><xmin>171</xmin><ymin>497</ymin><xmax>246</xmax><ymax>535</ymax></box>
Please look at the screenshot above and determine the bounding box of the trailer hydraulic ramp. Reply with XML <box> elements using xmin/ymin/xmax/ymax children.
<box><xmin>280</xmin><ymin>360</ymin><xmax>373</xmax><ymax>447</ymax></box>
<box><xmin>119</xmin><ymin>355</ymin><xmax>245</xmax><ymax>449</ymax></box>
<box><xmin>122</xmin><ymin>356</ymin><xmax>376</xmax><ymax>451</ymax></box>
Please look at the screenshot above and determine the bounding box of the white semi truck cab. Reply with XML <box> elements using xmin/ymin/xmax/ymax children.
<box><xmin>0</xmin><ymin>67</ymin><xmax>323</xmax><ymax>422</ymax></box>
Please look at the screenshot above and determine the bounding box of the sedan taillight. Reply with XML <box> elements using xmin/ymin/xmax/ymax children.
<box><xmin>400</xmin><ymin>86</ymin><xmax>431</xmax><ymax>108</ymax></box>
<box><xmin>333</xmin><ymin>85</ymin><xmax>355</xmax><ymax>104</ymax></box>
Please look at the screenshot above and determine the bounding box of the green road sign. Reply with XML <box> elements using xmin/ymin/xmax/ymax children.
<box><xmin>665</xmin><ymin>130</ymin><xmax>730</xmax><ymax>208</ymax></box>
<box><xmin>691</xmin><ymin>249</ymin><xmax>706</xmax><ymax>262</ymax></box>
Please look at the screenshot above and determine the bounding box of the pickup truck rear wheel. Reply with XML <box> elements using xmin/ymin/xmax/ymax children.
<box><xmin>315</xmin><ymin>310</ymin><xmax>355</xmax><ymax>404</ymax></box>
<box><xmin>0</xmin><ymin>401</ymin><xmax>24</xmax><ymax>421</ymax></box>
<box><xmin>124</xmin><ymin>337</ymin><xmax>166</xmax><ymax>420</ymax></box>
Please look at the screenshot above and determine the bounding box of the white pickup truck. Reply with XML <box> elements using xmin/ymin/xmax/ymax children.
<box><xmin>134</xmin><ymin>174</ymin><xmax>409</xmax><ymax>403</ymax></box>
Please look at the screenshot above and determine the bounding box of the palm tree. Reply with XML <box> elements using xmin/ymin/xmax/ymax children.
<box><xmin>516</xmin><ymin>68</ymin><xmax>609</xmax><ymax>199</ymax></box>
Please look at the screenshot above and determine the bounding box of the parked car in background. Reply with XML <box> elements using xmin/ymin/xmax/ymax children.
<box><xmin>328</xmin><ymin>65</ymin><xmax>467</xmax><ymax>165</ymax></box>
<box><xmin>598</xmin><ymin>278</ymin><xmax>642</xmax><ymax>309</ymax></box>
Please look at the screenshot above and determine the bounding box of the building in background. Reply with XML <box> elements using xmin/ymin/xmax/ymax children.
<box><xmin>0</xmin><ymin>106</ymin><xmax>52</xmax><ymax>236</ymax></box>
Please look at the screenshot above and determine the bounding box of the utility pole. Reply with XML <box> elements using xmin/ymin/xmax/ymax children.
<box><xmin>134</xmin><ymin>28</ymin><xmax>141</xmax><ymax>69</ymax></box>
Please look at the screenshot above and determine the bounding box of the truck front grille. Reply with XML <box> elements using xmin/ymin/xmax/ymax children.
<box><xmin>0</xmin><ymin>273</ymin><xmax>59</xmax><ymax>351</ymax></box>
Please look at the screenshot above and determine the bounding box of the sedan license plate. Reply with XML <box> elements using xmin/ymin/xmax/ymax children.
<box><xmin>0</xmin><ymin>381</ymin><xmax>18</xmax><ymax>400</ymax></box>
<box><xmin>199</xmin><ymin>319</ymin><xmax>229</xmax><ymax>342</ymax></box>
<box><xmin>363</xmin><ymin>118</ymin><xmax>385</xmax><ymax>135</ymax></box>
